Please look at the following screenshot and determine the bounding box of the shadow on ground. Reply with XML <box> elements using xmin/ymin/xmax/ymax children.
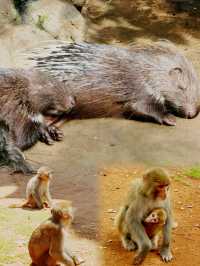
<box><xmin>85</xmin><ymin>0</ymin><xmax>200</xmax><ymax>44</ymax></box>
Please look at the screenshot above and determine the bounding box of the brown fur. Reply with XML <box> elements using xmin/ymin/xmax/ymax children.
<box><xmin>143</xmin><ymin>208</ymin><xmax>167</xmax><ymax>238</ymax></box>
<box><xmin>10</xmin><ymin>166</ymin><xmax>53</xmax><ymax>209</ymax></box>
<box><xmin>143</xmin><ymin>208</ymin><xmax>167</xmax><ymax>250</ymax></box>
<box><xmin>0</xmin><ymin>67</ymin><xmax>75</xmax><ymax>151</ymax></box>
<box><xmin>28</xmin><ymin>40</ymin><xmax>200</xmax><ymax>126</ymax></box>
<box><xmin>28</xmin><ymin>201</ymin><xmax>79</xmax><ymax>266</ymax></box>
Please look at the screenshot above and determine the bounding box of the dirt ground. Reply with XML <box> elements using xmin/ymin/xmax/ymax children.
<box><xmin>100</xmin><ymin>166</ymin><xmax>200</xmax><ymax>266</ymax></box>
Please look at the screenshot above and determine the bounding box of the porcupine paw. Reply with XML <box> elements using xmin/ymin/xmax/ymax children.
<box><xmin>47</xmin><ymin>125</ymin><xmax>63</xmax><ymax>141</ymax></box>
<box><xmin>39</xmin><ymin>127</ymin><xmax>54</xmax><ymax>145</ymax></box>
<box><xmin>162</xmin><ymin>114</ymin><xmax>176</xmax><ymax>126</ymax></box>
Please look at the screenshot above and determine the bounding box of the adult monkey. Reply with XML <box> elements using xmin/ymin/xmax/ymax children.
<box><xmin>115</xmin><ymin>168</ymin><xmax>173</xmax><ymax>265</ymax></box>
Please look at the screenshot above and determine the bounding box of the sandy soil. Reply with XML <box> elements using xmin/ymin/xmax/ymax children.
<box><xmin>100</xmin><ymin>166</ymin><xmax>200</xmax><ymax>266</ymax></box>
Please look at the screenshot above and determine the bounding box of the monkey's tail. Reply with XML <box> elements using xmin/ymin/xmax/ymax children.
<box><xmin>9</xmin><ymin>202</ymin><xmax>29</xmax><ymax>208</ymax></box>
<box><xmin>9</xmin><ymin>204</ymin><xmax>23</xmax><ymax>208</ymax></box>
<box><xmin>114</xmin><ymin>205</ymin><xmax>128</xmax><ymax>233</ymax></box>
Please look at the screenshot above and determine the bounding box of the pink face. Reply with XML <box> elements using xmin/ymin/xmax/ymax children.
<box><xmin>154</xmin><ymin>184</ymin><xmax>169</xmax><ymax>200</ymax></box>
<box><xmin>144</xmin><ymin>212</ymin><xmax>159</xmax><ymax>224</ymax></box>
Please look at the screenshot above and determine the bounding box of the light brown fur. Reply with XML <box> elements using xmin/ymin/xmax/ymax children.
<box><xmin>10</xmin><ymin>166</ymin><xmax>53</xmax><ymax>209</ymax></box>
<box><xmin>28</xmin><ymin>201</ymin><xmax>80</xmax><ymax>266</ymax></box>
<box><xmin>143</xmin><ymin>208</ymin><xmax>167</xmax><ymax>250</ymax></box>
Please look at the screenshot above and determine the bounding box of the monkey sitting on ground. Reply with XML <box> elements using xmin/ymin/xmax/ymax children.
<box><xmin>10</xmin><ymin>166</ymin><xmax>53</xmax><ymax>209</ymax></box>
<box><xmin>0</xmin><ymin>119</ymin><xmax>33</xmax><ymax>174</ymax></box>
<box><xmin>0</xmin><ymin>67</ymin><xmax>75</xmax><ymax>151</ymax></box>
<box><xmin>29</xmin><ymin>200</ymin><xmax>81</xmax><ymax>266</ymax></box>
<box><xmin>143</xmin><ymin>208</ymin><xmax>167</xmax><ymax>250</ymax></box>
<box><xmin>115</xmin><ymin>168</ymin><xmax>173</xmax><ymax>265</ymax></box>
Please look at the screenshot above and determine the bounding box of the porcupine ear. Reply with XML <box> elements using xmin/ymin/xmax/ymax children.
<box><xmin>169</xmin><ymin>67</ymin><xmax>183</xmax><ymax>80</ymax></box>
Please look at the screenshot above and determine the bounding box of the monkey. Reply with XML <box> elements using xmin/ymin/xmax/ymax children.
<box><xmin>143</xmin><ymin>208</ymin><xmax>167</xmax><ymax>250</ymax></box>
<box><xmin>0</xmin><ymin>119</ymin><xmax>33</xmax><ymax>174</ymax></box>
<box><xmin>115</xmin><ymin>168</ymin><xmax>173</xmax><ymax>265</ymax></box>
<box><xmin>10</xmin><ymin>166</ymin><xmax>53</xmax><ymax>209</ymax></box>
<box><xmin>23</xmin><ymin>166</ymin><xmax>53</xmax><ymax>209</ymax></box>
<box><xmin>28</xmin><ymin>200</ymin><xmax>81</xmax><ymax>266</ymax></box>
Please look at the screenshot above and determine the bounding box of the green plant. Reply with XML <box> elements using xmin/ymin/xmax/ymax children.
<box><xmin>185</xmin><ymin>166</ymin><xmax>200</xmax><ymax>179</ymax></box>
<box><xmin>36</xmin><ymin>15</ymin><xmax>48</xmax><ymax>30</ymax></box>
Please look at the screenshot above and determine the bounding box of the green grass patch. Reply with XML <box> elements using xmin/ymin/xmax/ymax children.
<box><xmin>36</xmin><ymin>15</ymin><xmax>48</xmax><ymax>30</ymax></box>
<box><xmin>0</xmin><ymin>205</ymin><xmax>49</xmax><ymax>264</ymax></box>
<box><xmin>172</xmin><ymin>174</ymin><xmax>190</xmax><ymax>186</ymax></box>
<box><xmin>185</xmin><ymin>166</ymin><xmax>200</xmax><ymax>179</ymax></box>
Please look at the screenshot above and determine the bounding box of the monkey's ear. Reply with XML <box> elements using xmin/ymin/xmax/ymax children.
<box><xmin>169</xmin><ymin>67</ymin><xmax>183</xmax><ymax>79</ymax></box>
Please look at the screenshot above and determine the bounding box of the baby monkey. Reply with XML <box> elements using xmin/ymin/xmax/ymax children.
<box><xmin>10</xmin><ymin>166</ymin><xmax>53</xmax><ymax>209</ymax></box>
<box><xmin>29</xmin><ymin>200</ymin><xmax>81</xmax><ymax>266</ymax></box>
<box><xmin>143</xmin><ymin>208</ymin><xmax>167</xmax><ymax>250</ymax></box>
<box><xmin>24</xmin><ymin>166</ymin><xmax>53</xmax><ymax>209</ymax></box>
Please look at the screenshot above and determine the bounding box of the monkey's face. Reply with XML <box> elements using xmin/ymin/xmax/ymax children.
<box><xmin>37</xmin><ymin>167</ymin><xmax>52</xmax><ymax>181</ymax></box>
<box><xmin>51</xmin><ymin>203</ymin><xmax>74</xmax><ymax>225</ymax></box>
<box><xmin>153</xmin><ymin>183</ymin><xmax>169</xmax><ymax>200</ymax></box>
<box><xmin>39</xmin><ymin>173</ymin><xmax>51</xmax><ymax>181</ymax></box>
<box><xmin>144</xmin><ymin>212</ymin><xmax>159</xmax><ymax>224</ymax></box>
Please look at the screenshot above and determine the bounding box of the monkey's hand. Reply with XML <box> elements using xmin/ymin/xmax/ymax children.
<box><xmin>42</xmin><ymin>201</ymin><xmax>50</xmax><ymax>208</ymax></box>
<box><xmin>47</xmin><ymin>125</ymin><xmax>63</xmax><ymax>141</ymax></box>
<box><xmin>160</xmin><ymin>247</ymin><xmax>173</xmax><ymax>262</ymax></box>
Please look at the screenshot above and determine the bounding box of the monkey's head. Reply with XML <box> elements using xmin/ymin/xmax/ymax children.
<box><xmin>144</xmin><ymin>208</ymin><xmax>167</xmax><ymax>225</ymax></box>
<box><xmin>37</xmin><ymin>166</ymin><xmax>53</xmax><ymax>181</ymax></box>
<box><xmin>51</xmin><ymin>200</ymin><xmax>74</xmax><ymax>225</ymax></box>
<box><xmin>142</xmin><ymin>168</ymin><xmax>170</xmax><ymax>200</ymax></box>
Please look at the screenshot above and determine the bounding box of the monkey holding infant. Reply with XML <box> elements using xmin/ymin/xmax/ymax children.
<box><xmin>115</xmin><ymin>168</ymin><xmax>174</xmax><ymax>265</ymax></box>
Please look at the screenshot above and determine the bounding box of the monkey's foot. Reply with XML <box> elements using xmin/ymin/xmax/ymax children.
<box><xmin>163</xmin><ymin>114</ymin><xmax>176</xmax><ymax>126</ymax></box>
<box><xmin>172</xmin><ymin>220</ymin><xmax>178</xmax><ymax>229</ymax></box>
<box><xmin>121</xmin><ymin>237</ymin><xmax>136</xmax><ymax>251</ymax></box>
<box><xmin>39</xmin><ymin>127</ymin><xmax>54</xmax><ymax>145</ymax></box>
<box><xmin>47</xmin><ymin>125</ymin><xmax>63</xmax><ymax>141</ymax></box>
<box><xmin>133</xmin><ymin>255</ymin><xmax>145</xmax><ymax>265</ymax></box>
<box><xmin>73</xmin><ymin>256</ymin><xmax>85</xmax><ymax>265</ymax></box>
<box><xmin>160</xmin><ymin>248</ymin><xmax>173</xmax><ymax>262</ymax></box>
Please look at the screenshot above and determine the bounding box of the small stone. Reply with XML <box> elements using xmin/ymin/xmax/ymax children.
<box><xmin>185</xmin><ymin>205</ymin><xmax>193</xmax><ymax>208</ymax></box>
<box><xmin>194</xmin><ymin>224</ymin><xmax>200</xmax><ymax>228</ymax></box>
<box><xmin>107</xmin><ymin>209</ymin><xmax>116</xmax><ymax>213</ymax></box>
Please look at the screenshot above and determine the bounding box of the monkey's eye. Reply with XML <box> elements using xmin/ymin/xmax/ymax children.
<box><xmin>158</xmin><ymin>185</ymin><xmax>165</xmax><ymax>189</ymax></box>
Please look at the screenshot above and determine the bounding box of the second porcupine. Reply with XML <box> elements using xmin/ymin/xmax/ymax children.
<box><xmin>0</xmin><ymin>68</ymin><xmax>75</xmax><ymax>151</ymax></box>
<box><xmin>0</xmin><ymin>119</ymin><xmax>33</xmax><ymax>174</ymax></box>
<box><xmin>27</xmin><ymin>40</ymin><xmax>200</xmax><ymax>126</ymax></box>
